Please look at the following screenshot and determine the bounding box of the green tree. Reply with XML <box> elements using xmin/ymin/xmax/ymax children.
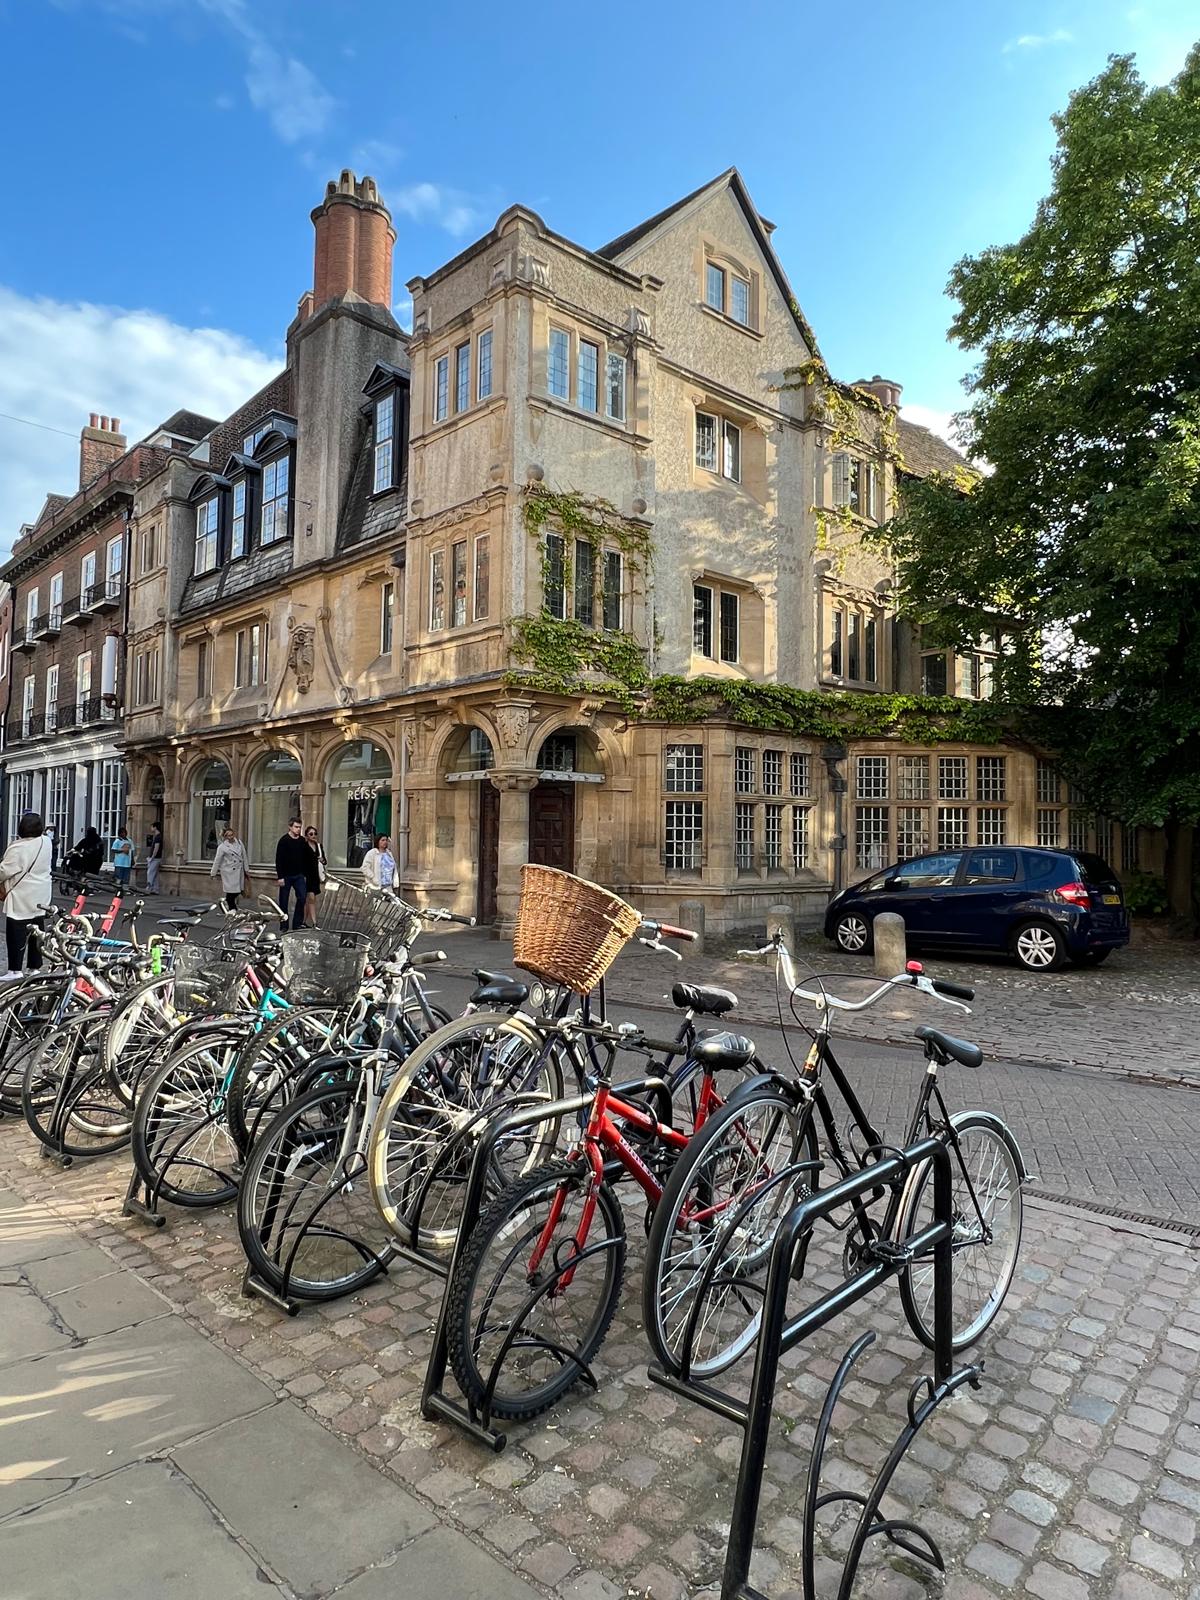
<box><xmin>884</xmin><ymin>47</ymin><xmax>1200</xmax><ymax>921</ymax></box>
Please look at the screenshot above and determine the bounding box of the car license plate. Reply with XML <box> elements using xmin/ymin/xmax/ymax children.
<box><xmin>1102</xmin><ymin>894</ymin><xmax>1121</xmax><ymax>905</ymax></box>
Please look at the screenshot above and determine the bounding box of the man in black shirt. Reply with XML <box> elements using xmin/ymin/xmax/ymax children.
<box><xmin>276</xmin><ymin>818</ymin><xmax>310</xmax><ymax>929</ymax></box>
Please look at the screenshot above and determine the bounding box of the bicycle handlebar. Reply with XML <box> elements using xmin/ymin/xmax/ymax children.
<box><xmin>737</xmin><ymin>936</ymin><xmax>972</xmax><ymax>1016</ymax></box>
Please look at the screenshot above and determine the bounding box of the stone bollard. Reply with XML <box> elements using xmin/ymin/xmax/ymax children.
<box><xmin>873</xmin><ymin>911</ymin><xmax>907</xmax><ymax>976</ymax></box>
<box><xmin>768</xmin><ymin>903</ymin><xmax>795</xmax><ymax>954</ymax></box>
<box><xmin>677</xmin><ymin>899</ymin><xmax>705</xmax><ymax>957</ymax></box>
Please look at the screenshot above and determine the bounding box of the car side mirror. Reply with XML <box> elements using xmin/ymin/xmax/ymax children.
<box><xmin>883</xmin><ymin>875</ymin><xmax>902</xmax><ymax>890</ymax></box>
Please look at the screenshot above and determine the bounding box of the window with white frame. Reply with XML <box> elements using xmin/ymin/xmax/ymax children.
<box><xmin>1036</xmin><ymin>760</ymin><xmax>1060</xmax><ymax>804</ymax></box>
<box><xmin>855</xmin><ymin>806</ymin><xmax>889</xmax><ymax>870</ymax></box>
<box><xmin>12</xmin><ymin>771</ymin><xmax>34</xmax><ymax>832</ymax></box>
<box><xmin>696</xmin><ymin>411</ymin><xmax>718</xmax><ymax>473</ymax></box>
<box><xmin>454</xmin><ymin>342</ymin><xmax>470</xmax><ymax>414</ymax></box>
<box><xmin>234</xmin><ymin>623</ymin><xmax>265</xmax><ymax>688</ymax></box>
<box><xmin>705</xmin><ymin>262</ymin><xmax>725</xmax><ymax>311</ymax></box>
<box><xmin>735</xmin><ymin>802</ymin><xmax>755</xmax><ymax>871</ymax></box>
<box><xmin>95</xmin><ymin>758</ymin><xmax>125</xmax><ymax>847</ymax></box>
<box><xmin>790</xmin><ymin>753</ymin><xmax>811</xmax><ymax>798</ymax></box>
<box><xmin>723</xmin><ymin>419</ymin><xmax>741</xmax><ymax>481</ymax></box>
<box><xmin>762</xmin><ymin>749</ymin><xmax>783</xmax><ymax>796</ymax></box>
<box><xmin>49</xmin><ymin>573</ymin><xmax>63</xmax><ymax>629</ymax></box>
<box><xmin>381</xmin><ymin>581</ymin><xmax>395</xmax><ymax>654</ymax></box>
<box><xmin>938</xmin><ymin>807</ymin><xmax>970</xmax><ymax>850</ymax></box>
<box><xmin>434</xmin><ymin>355</ymin><xmax>449</xmax><ymax>421</ymax></box>
<box><xmin>548</xmin><ymin>328</ymin><xmax>570</xmax><ymax>399</ymax></box>
<box><xmin>578</xmin><ymin>340</ymin><xmax>599</xmax><ymax>412</ymax></box>
<box><xmin>730</xmin><ymin>274</ymin><xmax>751</xmax><ymax>327</ymax></box>
<box><xmin>664</xmin><ymin>801</ymin><xmax>703</xmax><ymax>872</ymax></box>
<box><xmin>665</xmin><ymin>744</ymin><xmax>704</xmax><ymax>792</ymax></box>
<box><xmin>430</xmin><ymin>550</ymin><xmax>446</xmax><ymax>630</ymax></box>
<box><xmin>735</xmin><ymin>747</ymin><xmax>756</xmax><ymax>794</ymax></box>
<box><xmin>606</xmin><ymin>353</ymin><xmax>625</xmax><ymax>421</ymax></box>
<box><xmin>695</xmin><ymin>411</ymin><xmax>742</xmax><ymax>483</ymax></box>
<box><xmin>76</xmin><ymin>651</ymin><xmax>91</xmax><ymax>710</ymax></box>
<box><xmin>477</xmin><ymin>329</ymin><xmax>493</xmax><ymax>400</ymax></box>
<box><xmin>106</xmin><ymin>533</ymin><xmax>123</xmax><ymax>595</ymax></box>
<box><xmin>977</xmin><ymin>807</ymin><xmax>1007</xmax><ymax>846</ymax></box>
<box><xmin>47</xmin><ymin>766</ymin><xmax>71</xmax><ymax>852</ymax></box>
<box><xmin>938</xmin><ymin>756</ymin><xmax>968</xmax><ymax>800</ymax></box>
<box><xmin>231</xmin><ymin>479</ymin><xmax>248</xmax><ymax>559</ymax></box>
<box><xmin>0</xmin><ymin>628</ymin><xmax>9</xmax><ymax>681</ymax></box>
<box><xmin>976</xmin><ymin>756</ymin><xmax>1007</xmax><ymax>802</ymax></box>
<box><xmin>25</xmin><ymin>588</ymin><xmax>38</xmax><ymax>632</ymax></box>
<box><xmin>792</xmin><ymin>805</ymin><xmax>810</xmax><ymax>870</ymax></box>
<box><xmin>896</xmin><ymin>807</ymin><xmax>930</xmax><ymax>860</ymax></box>
<box><xmin>1036</xmin><ymin>808</ymin><xmax>1061</xmax><ymax>848</ymax></box>
<box><xmin>764</xmin><ymin>803</ymin><xmax>784</xmax><ymax>869</ymax></box>
<box><xmin>194</xmin><ymin>496</ymin><xmax>219</xmax><ymax>574</ymax></box>
<box><xmin>261</xmin><ymin>455</ymin><xmax>290</xmax><ymax>545</ymax></box>
<box><xmin>897</xmin><ymin>755</ymin><xmax>930</xmax><ymax>801</ymax></box>
<box><xmin>374</xmin><ymin>392</ymin><xmax>395</xmax><ymax>492</ymax></box>
<box><xmin>81</xmin><ymin>550</ymin><xmax>96</xmax><ymax>600</ymax></box>
<box><xmin>21</xmin><ymin>673</ymin><xmax>35</xmax><ymax>736</ymax></box>
<box><xmin>856</xmin><ymin>756</ymin><xmax>889</xmax><ymax>799</ymax></box>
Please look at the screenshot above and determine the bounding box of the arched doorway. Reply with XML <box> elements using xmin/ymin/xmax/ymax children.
<box><xmin>529</xmin><ymin>731</ymin><xmax>604</xmax><ymax>876</ymax></box>
<box><xmin>189</xmin><ymin>760</ymin><xmax>231</xmax><ymax>861</ymax></box>
<box><xmin>248</xmin><ymin>751</ymin><xmax>302</xmax><ymax>864</ymax></box>
<box><xmin>444</xmin><ymin>727</ymin><xmax>497</xmax><ymax>923</ymax></box>
<box><xmin>325</xmin><ymin>741</ymin><xmax>392</xmax><ymax>869</ymax></box>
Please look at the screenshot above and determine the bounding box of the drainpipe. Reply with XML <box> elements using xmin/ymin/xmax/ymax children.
<box><xmin>397</xmin><ymin>726</ymin><xmax>409</xmax><ymax>875</ymax></box>
<box><xmin>821</xmin><ymin>741</ymin><xmax>848</xmax><ymax>895</ymax></box>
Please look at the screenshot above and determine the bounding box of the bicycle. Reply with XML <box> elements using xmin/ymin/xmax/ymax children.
<box><xmin>641</xmin><ymin>932</ymin><xmax>1028</xmax><ymax>1379</ymax></box>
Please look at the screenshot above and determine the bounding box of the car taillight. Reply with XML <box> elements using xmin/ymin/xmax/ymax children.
<box><xmin>1052</xmin><ymin>881</ymin><xmax>1091</xmax><ymax>907</ymax></box>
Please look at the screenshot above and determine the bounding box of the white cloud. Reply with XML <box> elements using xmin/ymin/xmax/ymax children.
<box><xmin>1003</xmin><ymin>27</ymin><xmax>1073</xmax><ymax>52</ymax></box>
<box><xmin>0</xmin><ymin>286</ymin><xmax>280</xmax><ymax>562</ymax></box>
<box><xmin>196</xmin><ymin>0</ymin><xmax>334</xmax><ymax>144</ymax></box>
<box><xmin>390</xmin><ymin>182</ymin><xmax>483</xmax><ymax>239</ymax></box>
<box><xmin>392</xmin><ymin>293</ymin><xmax>413</xmax><ymax>332</ymax></box>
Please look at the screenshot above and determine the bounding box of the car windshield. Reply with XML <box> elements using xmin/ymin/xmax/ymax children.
<box><xmin>1074</xmin><ymin>852</ymin><xmax>1117</xmax><ymax>884</ymax></box>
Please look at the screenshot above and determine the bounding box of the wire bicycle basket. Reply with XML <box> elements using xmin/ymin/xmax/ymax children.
<box><xmin>276</xmin><ymin>929</ymin><xmax>370</xmax><ymax>1007</ymax></box>
<box><xmin>318</xmin><ymin>877</ymin><xmax>422</xmax><ymax>962</ymax></box>
<box><xmin>169</xmin><ymin>941</ymin><xmax>248</xmax><ymax>1014</ymax></box>
<box><xmin>513</xmin><ymin>864</ymin><xmax>641</xmax><ymax>995</ymax></box>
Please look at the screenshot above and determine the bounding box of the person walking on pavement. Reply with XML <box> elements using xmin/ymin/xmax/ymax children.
<box><xmin>210</xmin><ymin>827</ymin><xmax>249</xmax><ymax>910</ymax></box>
<box><xmin>111</xmin><ymin>825</ymin><xmax>134</xmax><ymax>888</ymax></box>
<box><xmin>275</xmin><ymin>817</ymin><xmax>309</xmax><ymax>929</ymax></box>
<box><xmin>360</xmin><ymin>833</ymin><xmax>396</xmax><ymax>894</ymax></box>
<box><xmin>144</xmin><ymin>823</ymin><xmax>163</xmax><ymax>894</ymax></box>
<box><xmin>0</xmin><ymin>812</ymin><xmax>53</xmax><ymax>975</ymax></box>
<box><xmin>302</xmin><ymin>827</ymin><xmax>326</xmax><ymax>926</ymax></box>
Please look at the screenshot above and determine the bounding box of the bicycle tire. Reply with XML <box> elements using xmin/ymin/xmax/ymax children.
<box><xmin>369</xmin><ymin>1010</ymin><xmax>564</xmax><ymax>1252</ymax></box>
<box><xmin>131</xmin><ymin>1036</ymin><xmax>243</xmax><ymax>1208</ymax></box>
<box><xmin>642</xmin><ymin>1087</ymin><xmax>818</xmax><ymax>1378</ymax></box>
<box><xmin>446</xmin><ymin>1157</ymin><xmax>625</xmax><ymax>1422</ymax></box>
<box><xmin>224</xmin><ymin>1005</ymin><xmax>342</xmax><ymax>1154</ymax></box>
<box><xmin>238</xmin><ymin>1080</ymin><xmax>391</xmax><ymax>1301</ymax></box>
<box><xmin>896</xmin><ymin>1111</ymin><xmax>1024</xmax><ymax>1351</ymax></box>
<box><xmin>103</xmin><ymin>975</ymin><xmax>186</xmax><ymax>1107</ymax></box>
<box><xmin>0</xmin><ymin>978</ymin><xmax>69</xmax><ymax>1113</ymax></box>
<box><xmin>21</xmin><ymin>1007</ymin><xmax>130</xmax><ymax>1157</ymax></box>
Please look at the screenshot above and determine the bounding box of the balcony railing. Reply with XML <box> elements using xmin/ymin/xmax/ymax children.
<box><xmin>83</xmin><ymin>576</ymin><xmax>123</xmax><ymax>612</ymax></box>
<box><xmin>11</xmin><ymin>625</ymin><xmax>34</xmax><ymax>654</ymax></box>
<box><xmin>63</xmin><ymin>590</ymin><xmax>86</xmax><ymax>625</ymax></box>
<box><xmin>5</xmin><ymin>697</ymin><xmax>120</xmax><ymax>743</ymax></box>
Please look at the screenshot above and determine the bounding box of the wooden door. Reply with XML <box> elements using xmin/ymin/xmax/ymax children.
<box><xmin>529</xmin><ymin>784</ymin><xmax>575</xmax><ymax>874</ymax></box>
<box><xmin>478</xmin><ymin>781</ymin><xmax>499</xmax><ymax>924</ymax></box>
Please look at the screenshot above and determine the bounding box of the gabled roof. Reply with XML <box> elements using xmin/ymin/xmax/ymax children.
<box><xmin>895</xmin><ymin>419</ymin><xmax>974</xmax><ymax>481</ymax></box>
<box><xmin>597</xmin><ymin>167</ymin><xmax>822</xmax><ymax>359</ymax></box>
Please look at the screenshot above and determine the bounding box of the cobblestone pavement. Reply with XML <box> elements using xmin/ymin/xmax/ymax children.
<box><xmin>3</xmin><ymin>1125</ymin><xmax>1200</xmax><ymax>1600</ymax></box>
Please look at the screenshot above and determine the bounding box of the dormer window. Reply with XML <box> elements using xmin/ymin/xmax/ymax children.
<box><xmin>230</xmin><ymin>479</ymin><xmax>248</xmax><ymax>559</ymax></box>
<box><xmin>260</xmin><ymin>456</ymin><xmax>290</xmax><ymax>545</ymax></box>
<box><xmin>194</xmin><ymin>496</ymin><xmax>220</xmax><ymax>575</ymax></box>
<box><xmin>374</xmin><ymin>392</ymin><xmax>395</xmax><ymax>492</ymax></box>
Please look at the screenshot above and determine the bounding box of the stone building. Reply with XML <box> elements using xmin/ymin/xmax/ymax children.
<box><xmin>0</xmin><ymin>412</ymin><xmax>213</xmax><ymax>857</ymax></box>
<box><xmin>114</xmin><ymin>166</ymin><xmax>1150</xmax><ymax>926</ymax></box>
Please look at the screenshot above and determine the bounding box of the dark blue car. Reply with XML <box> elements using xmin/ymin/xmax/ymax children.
<box><xmin>824</xmin><ymin>846</ymin><xmax>1130</xmax><ymax>971</ymax></box>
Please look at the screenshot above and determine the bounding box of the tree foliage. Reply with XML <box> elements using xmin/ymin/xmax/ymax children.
<box><xmin>882</xmin><ymin>47</ymin><xmax>1200</xmax><ymax>904</ymax></box>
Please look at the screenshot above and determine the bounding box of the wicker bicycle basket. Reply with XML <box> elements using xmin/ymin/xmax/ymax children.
<box><xmin>512</xmin><ymin>864</ymin><xmax>641</xmax><ymax>995</ymax></box>
<box><xmin>276</xmin><ymin>929</ymin><xmax>370</xmax><ymax>1008</ymax></box>
<box><xmin>169</xmin><ymin>941</ymin><xmax>247</xmax><ymax>1014</ymax></box>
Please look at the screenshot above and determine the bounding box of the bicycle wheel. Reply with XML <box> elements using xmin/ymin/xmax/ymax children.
<box><xmin>238</xmin><ymin>1081</ymin><xmax>390</xmax><ymax>1301</ymax></box>
<box><xmin>131</xmin><ymin>1035</ymin><xmax>243</xmax><ymax>1207</ymax></box>
<box><xmin>642</xmin><ymin>1088</ymin><xmax>818</xmax><ymax>1379</ymax></box>
<box><xmin>225</xmin><ymin>1005</ymin><xmax>341</xmax><ymax>1154</ymax></box>
<box><xmin>369</xmin><ymin>1011</ymin><xmax>564</xmax><ymax>1253</ymax></box>
<box><xmin>896</xmin><ymin>1112</ymin><xmax>1023</xmax><ymax>1351</ymax></box>
<box><xmin>21</xmin><ymin>1008</ymin><xmax>130</xmax><ymax>1158</ymax></box>
<box><xmin>667</xmin><ymin>1051</ymin><xmax>765</xmax><ymax>1135</ymax></box>
<box><xmin>103</xmin><ymin>976</ymin><xmax>185</xmax><ymax>1107</ymax></box>
<box><xmin>0</xmin><ymin>978</ymin><xmax>67</xmax><ymax>1113</ymax></box>
<box><xmin>446</xmin><ymin>1157</ymin><xmax>625</xmax><ymax>1422</ymax></box>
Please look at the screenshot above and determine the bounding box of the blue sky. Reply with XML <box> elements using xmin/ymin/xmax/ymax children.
<box><xmin>0</xmin><ymin>0</ymin><xmax>1196</xmax><ymax>548</ymax></box>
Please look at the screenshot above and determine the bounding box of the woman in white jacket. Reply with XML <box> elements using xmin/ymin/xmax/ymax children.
<box><xmin>359</xmin><ymin>833</ymin><xmax>396</xmax><ymax>893</ymax></box>
<box><xmin>0</xmin><ymin>811</ymin><xmax>54</xmax><ymax>975</ymax></box>
<box><xmin>210</xmin><ymin>828</ymin><xmax>249</xmax><ymax>909</ymax></box>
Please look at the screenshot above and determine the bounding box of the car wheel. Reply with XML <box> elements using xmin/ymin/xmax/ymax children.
<box><xmin>1011</xmin><ymin>921</ymin><xmax>1066</xmax><ymax>972</ymax></box>
<box><xmin>834</xmin><ymin>913</ymin><xmax>872</xmax><ymax>956</ymax></box>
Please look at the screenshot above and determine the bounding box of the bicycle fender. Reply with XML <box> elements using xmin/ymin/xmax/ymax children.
<box><xmin>722</xmin><ymin>1070</ymin><xmax>791</xmax><ymax>1115</ymax></box>
<box><xmin>951</xmin><ymin>1109</ymin><xmax>1030</xmax><ymax>1182</ymax></box>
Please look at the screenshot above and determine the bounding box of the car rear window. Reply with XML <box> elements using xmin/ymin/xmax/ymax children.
<box><xmin>1073</xmin><ymin>852</ymin><xmax>1117</xmax><ymax>884</ymax></box>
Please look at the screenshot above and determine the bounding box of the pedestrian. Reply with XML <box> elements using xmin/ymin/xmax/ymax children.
<box><xmin>302</xmin><ymin>826</ymin><xmax>326</xmax><ymax>926</ymax></box>
<box><xmin>0</xmin><ymin>812</ymin><xmax>53</xmax><ymax>976</ymax></box>
<box><xmin>70</xmin><ymin>826</ymin><xmax>103</xmax><ymax>877</ymax></box>
<box><xmin>210</xmin><ymin>827</ymin><xmax>248</xmax><ymax>910</ymax></box>
<box><xmin>111</xmin><ymin>824</ymin><xmax>134</xmax><ymax>888</ymax></box>
<box><xmin>144</xmin><ymin>822</ymin><xmax>163</xmax><ymax>894</ymax></box>
<box><xmin>360</xmin><ymin>833</ymin><xmax>396</xmax><ymax>893</ymax></box>
<box><xmin>275</xmin><ymin>816</ymin><xmax>309</xmax><ymax>929</ymax></box>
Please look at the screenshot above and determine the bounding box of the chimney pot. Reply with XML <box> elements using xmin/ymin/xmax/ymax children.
<box><xmin>111</xmin><ymin>417</ymin><xmax>120</xmax><ymax>432</ymax></box>
<box><xmin>90</xmin><ymin>412</ymin><xmax>99</xmax><ymax>428</ymax></box>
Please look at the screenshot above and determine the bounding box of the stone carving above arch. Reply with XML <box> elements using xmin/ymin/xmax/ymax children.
<box><xmin>286</xmin><ymin>618</ymin><xmax>316</xmax><ymax>694</ymax></box>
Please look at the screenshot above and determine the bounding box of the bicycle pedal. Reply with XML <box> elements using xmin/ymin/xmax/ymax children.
<box><xmin>867</xmin><ymin>1238</ymin><xmax>915</xmax><ymax>1265</ymax></box>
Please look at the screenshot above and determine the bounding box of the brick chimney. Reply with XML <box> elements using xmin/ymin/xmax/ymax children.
<box><xmin>309</xmin><ymin>171</ymin><xmax>395</xmax><ymax>312</ymax></box>
<box><xmin>855</xmin><ymin>375</ymin><xmax>903</xmax><ymax>411</ymax></box>
<box><xmin>79</xmin><ymin>413</ymin><xmax>126</xmax><ymax>489</ymax></box>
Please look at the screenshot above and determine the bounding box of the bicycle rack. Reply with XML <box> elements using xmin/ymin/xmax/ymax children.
<box><xmin>647</xmin><ymin>1134</ymin><xmax>985</xmax><ymax>1600</ymax></box>
<box><xmin>421</xmin><ymin>1076</ymin><xmax>674</xmax><ymax>1452</ymax></box>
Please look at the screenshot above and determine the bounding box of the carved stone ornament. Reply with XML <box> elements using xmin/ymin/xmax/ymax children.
<box><xmin>286</xmin><ymin>620</ymin><xmax>316</xmax><ymax>693</ymax></box>
<box><xmin>627</xmin><ymin>306</ymin><xmax>652</xmax><ymax>337</ymax></box>
<box><xmin>403</xmin><ymin>725</ymin><xmax>418</xmax><ymax>761</ymax></box>
<box><xmin>495</xmin><ymin>704</ymin><xmax>530</xmax><ymax>749</ymax></box>
<box><xmin>518</xmin><ymin>253</ymin><xmax>552</xmax><ymax>290</ymax></box>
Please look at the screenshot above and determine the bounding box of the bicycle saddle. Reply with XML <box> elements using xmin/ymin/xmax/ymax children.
<box><xmin>692</xmin><ymin>1030</ymin><xmax>756</xmax><ymax>1071</ymax></box>
<box><xmin>157</xmin><ymin>917</ymin><xmax>202</xmax><ymax>929</ymax></box>
<box><xmin>671</xmin><ymin>982</ymin><xmax>737</xmax><ymax>1017</ymax></box>
<box><xmin>915</xmin><ymin>1025</ymin><xmax>983</xmax><ymax>1070</ymax></box>
<box><xmin>471</xmin><ymin>979</ymin><xmax>529</xmax><ymax>1007</ymax></box>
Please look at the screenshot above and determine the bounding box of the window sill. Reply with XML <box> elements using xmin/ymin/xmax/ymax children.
<box><xmin>530</xmin><ymin>394</ymin><xmax>631</xmax><ymax>441</ymax></box>
<box><xmin>419</xmin><ymin>392</ymin><xmax>506</xmax><ymax>443</ymax></box>
<box><xmin>698</xmin><ymin>302</ymin><xmax>762</xmax><ymax>341</ymax></box>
